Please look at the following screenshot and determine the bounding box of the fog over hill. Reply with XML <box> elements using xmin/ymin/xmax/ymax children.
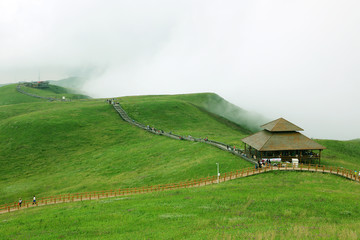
<box><xmin>1</xmin><ymin>0</ymin><xmax>359</xmax><ymax>140</ymax></box>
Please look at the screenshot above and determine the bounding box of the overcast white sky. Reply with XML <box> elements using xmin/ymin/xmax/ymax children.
<box><xmin>1</xmin><ymin>0</ymin><xmax>359</xmax><ymax>140</ymax></box>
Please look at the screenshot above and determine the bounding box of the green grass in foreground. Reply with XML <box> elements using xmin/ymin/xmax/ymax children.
<box><xmin>1</xmin><ymin>172</ymin><xmax>359</xmax><ymax>239</ymax></box>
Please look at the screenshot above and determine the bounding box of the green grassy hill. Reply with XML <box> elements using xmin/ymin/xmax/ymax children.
<box><xmin>0</xmin><ymin>87</ymin><xmax>253</xmax><ymax>204</ymax></box>
<box><xmin>319</xmin><ymin>139</ymin><xmax>360</xmax><ymax>171</ymax></box>
<box><xmin>0</xmin><ymin>84</ymin><xmax>45</xmax><ymax>105</ymax></box>
<box><xmin>1</xmin><ymin>84</ymin><xmax>360</xmax><ymax>239</ymax></box>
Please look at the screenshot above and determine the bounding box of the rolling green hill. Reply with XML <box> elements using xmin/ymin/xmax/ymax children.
<box><xmin>0</xmin><ymin>86</ymin><xmax>253</xmax><ymax>204</ymax></box>
<box><xmin>1</xmin><ymin>84</ymin><xmax>360</xmax><ymax>239</ymax></box>
<box><xmin>0</xmin><ymin>84</ymin><xmax>45</xmax><ymax>105</ymax></box>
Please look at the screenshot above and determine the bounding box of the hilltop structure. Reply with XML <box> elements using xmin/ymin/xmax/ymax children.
<box><xmin>242</xmin><ymin>118</ymin><xmax>325</xmax><ymax>164</ymax></box>
<box><xmin>23</xmin><ymin>81</ymin><xmax>49</xmax><ymax>89</ymax></box>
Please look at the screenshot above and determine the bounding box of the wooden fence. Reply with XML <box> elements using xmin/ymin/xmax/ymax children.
<box><xmin>1</xmin><ymin>163</ymin><xmax>358</xmax><ymax>214</ymax></box>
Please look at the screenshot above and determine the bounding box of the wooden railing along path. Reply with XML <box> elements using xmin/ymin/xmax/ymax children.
<box><xmin>1</xmin><ymin>163</ymin><xmax>358</xmax><ymax>214</ymax></box>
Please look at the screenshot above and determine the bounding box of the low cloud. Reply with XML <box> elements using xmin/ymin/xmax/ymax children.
<box><xmin>1</xmin><ymin>0</ymin><xmax>359</xmax><ymax>140</ymax></box>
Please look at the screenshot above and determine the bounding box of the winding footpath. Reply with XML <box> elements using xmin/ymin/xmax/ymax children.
<box><xmin>2</xmin><ymin>89</ymin><xmax>358</xmax><ymax>214</ymax></box>
<box><xmin>112</xmin><ymin>102</ymin><xmax>256</xmax><ymax>164</ymax></box>
<box><xmin>16</xmin><ymin>84</ymin><xmax>57</xmax><ymax>101</ymax></box>
<box><xmin>1</xmin><ymin>163</ymin><xmax>358</xmax><ymax>214</ymax></box>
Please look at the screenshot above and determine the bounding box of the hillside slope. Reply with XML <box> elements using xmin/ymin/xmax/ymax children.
<box><xmin>119</xmin><ymin>93</ymin><xmax>360</xmax><ymax>170</ymax></box>
<box><xmin>0</xmin><ymin>84</ymin><xmax>90</xmax><ymax>106</ymax></box>
<box><xmin>1</xmin><ymin>85</ymin><xmax>360</xmax><ymax>239</ymax></box>
<box><xmin>0</xmin><ymin>88</ymin><xmax>253</xmax><ymax>204</ymax></box>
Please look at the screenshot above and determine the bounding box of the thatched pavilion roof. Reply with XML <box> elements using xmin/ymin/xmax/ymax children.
<box><xmin>260</xmin><ymin>118</ymin><xmax>303</xmax><ymax>132</ymax></box>
<box><xmin>242</xmin><ymin>118</ymin><xmax>326</xmax><ymax>151</ymax></box>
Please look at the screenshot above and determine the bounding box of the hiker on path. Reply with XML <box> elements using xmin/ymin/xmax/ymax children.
<box><xmin>19</xmin><ymin>198</ymin><xmax>22</xmax><ymax>207</ymax></box>
<box><xmin>33</xmin><ymin>196</ymin><xmax>36</xmax><ymax>205</ymax></box>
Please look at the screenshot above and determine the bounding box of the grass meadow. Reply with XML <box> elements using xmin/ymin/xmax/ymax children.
<box><xmin>1</xmin><ymin>172</ymin><xmax>359</xmax><ymax>239</ymax></box>
<box><xmin>0</xmin><ymin>87</ymin><xmax>252</xmax><ymax>204</ymax></box>
<box><xmin>1</xmin><ymin>85</ymin><xmax>360</xmax><ymax>239</ymax></box>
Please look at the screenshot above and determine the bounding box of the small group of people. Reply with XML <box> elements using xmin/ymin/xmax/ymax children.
<box><xmin>106</xmin><ymin>99</ymin><xmax>119</xmax><ymax>105</ymax></box>
<box><xmin>257</xmin><ymin>159</ymin><xmax>271</xmax><ymax>169</ymax></box>
<box><xmin>226</xmin><ymin>145</ymin><xmax>237</xmax><ymax>151</ymax></box>
<box><xmin>18</xmin><ymin>196</ymin><xmax>36</xmax><ymax>207</ymax></box>
<box><xmin>147</xmin><ymin>125</ymin><xmax>165</xmax><ymax>134</ymax></box>
<box><xmin>106</xmin><ymin>99</ymin><xmax>114</xmax><ymax>104</ymax></box>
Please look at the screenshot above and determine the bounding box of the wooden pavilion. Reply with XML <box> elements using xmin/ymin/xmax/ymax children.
<box><xmin>242</xmin><ymin>118</ymin><xmax>326</xmax><ymax>164</ymax></box>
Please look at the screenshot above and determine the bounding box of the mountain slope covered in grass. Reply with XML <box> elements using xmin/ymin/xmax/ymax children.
<box><xmin>0</xmin><ymin>87</ymin><xmax>253</xmax><ymax>204</ymax></box>
<box><xmin>1</xmin><ymin>84</ymin><xmax>360</xmax><ymax>239</ymax></box>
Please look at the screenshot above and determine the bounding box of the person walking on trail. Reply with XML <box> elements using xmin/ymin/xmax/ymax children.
<box><xmin>19</xmin><ymin>198</ymin><xmax>22</xmax><ymax>207</ymax></box>
<box><xmin>33</xmin><ymin>196</ymin><xmax>36</xmax><ymax>205</ymax></box>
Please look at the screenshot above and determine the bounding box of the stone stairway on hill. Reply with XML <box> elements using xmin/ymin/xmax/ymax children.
<box><xmin>112</xmin><ymin>102</ymin><xmax>257</xmax><ymax>165</ymax></box>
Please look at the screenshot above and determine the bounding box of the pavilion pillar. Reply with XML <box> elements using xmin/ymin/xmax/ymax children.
<box><xmin>319</xmin><ymin>150</ymin><xmax>322</xmax><ymax>165</ymax></box>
